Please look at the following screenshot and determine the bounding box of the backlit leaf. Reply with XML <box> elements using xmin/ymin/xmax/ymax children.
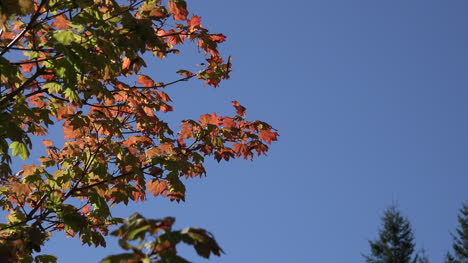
<box><xmin>9</xmin><ymin>141</ymin><xmax>29</xmax><ymax>160</ymax></box>
<box><xmin>43</xmin><ymin>82</ymin><xmax>62</xmax><ymax>93</ymax></box>
<box><xmin>51</xmin><ymin>14</ymin><xmax>70</xmax><ymax>30</ymax></box>
<box><xmin>136</xmin><ymin>75</ymin><xmax>154</xmax><ymax>87</ymax></box>
<box><xmin>168</xmin><ymin>0</ymin><xmax>188</xmax><ymax>21</ymax></box>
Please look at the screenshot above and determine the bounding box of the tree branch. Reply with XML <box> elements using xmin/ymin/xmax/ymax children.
<box><xmin>0</xmin><ymin>0</ymin><xmax>49</xmax><ymax>57</ymax></box>
<box><xmin>13</xmin><ymin>54</ymin><xmax>64</xmax><ymax>65</ymax></box>
<box><xmin>0</xmin><ymin>67</ymin><xmax>46</xmax><ymax>109</ymax></box>
<box><xmin>73</xmin><ymin>164</ymin><xmax>152</xmax><ymax>194</ymax></box>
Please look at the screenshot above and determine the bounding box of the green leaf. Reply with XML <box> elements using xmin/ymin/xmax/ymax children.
<box><xmin>180</xmin><ymin>228</ymin><xmax>223</xmax><ymax>258</ymax></box>
<box><xmin>61</xmin><ymin>44</ymin><xmax>86</xmax><ymax>72</ymax></box>
<box><xmin>18</xmin><ymin>0</ymin><xmax>35</xmax><ymax>14</ymax></box>
<box><xmin>35</xmin><ymin>255</ymin><xmax>57</xmax><ymax>263</ymax></box>
<box><xmin>9</xmin><ymin>141</ymin><xmax>29</xmax><ymax>160</ymax></box>
<box><xmin>48</xmin><ymin>191</ymin><xmax>62</xmax><ymax>206</ymax></box>
<box><xmin>90</xmin><ymin>192</ymin><xmax>111</xmax><ymax>218</ymax></box>
<box><xmin>6</xmin><ymin>210</ymin><xmax>26</xmax><ymax>224</ymax></box>
<box><xmin>161</xmin><ymin>255</ymin><xmax>191</xmax><ymax>263</ymax></box>
<box><xmin>53</xmin><ymin>30</ymin><xmax>77</xmax><ymax>45</ymax></box>
<box><xmin>0</xmin><ymin>57</ymin><xmax>20</xmax><ymax>80</ymax></box>
<box><xmin>63</xmin><ymin>88</ymin><xmax>80</xmax><ymax>103</ymax></box>
<box><xmin>60</xmin><ymin>205</ymin><xmax>86</xmax><ymax>232</ymax></box>
<box><xmin>43</xmin><ymin>82</ymin><xmax>63</xmax><ymax>93</ymax></box>
<box><xmin>127</xmin><ymin>225</ymin><xmax>151</xmax><ymax>241</ymax></box>
<box><xmin>118</xmin><ymin>239</ymin><xmax>133</xmax><ymax>250</ymax></box>
<box><xmin>100</xmin><ymin>253</ymin><xmax>140</xmax><ymax>263</ymax></box>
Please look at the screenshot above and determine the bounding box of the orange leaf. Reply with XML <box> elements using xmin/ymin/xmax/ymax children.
<box><xmin>63</xmin><ymin>123</ymin><xmax>80</xmax><ymax>139</ymax></box>
<box><xmin>21</xmin><ymin>164</ymin><xmax>38</xmax><ymax>176</ymax></box>
<box><xmin>10</xmin><ymin>184</ymin><xmax>31</xmax><ymax>196</ymax></box>
<box><xmin>179</xmin><ymin>122</ymin><xmax>194</xmax><ymax>139</ymax></box>
<box><xmin>145</xmin><ymin>143</ymin><xmax>173</xmax><ymax>157</ymax></box>
<box><xmin>146</xmin><ymin>147</ymin><xmax>160</xmax><ymax>158</ymax></box>
<box><xmin>159</xmin><ymin>91</ymin><xmax>171</xmax><ymax>102</ymax></box>
<box><xmin>81</xmin><ymin>205</ymin><xmax>91</xmax><ymax>214</ymax></box>
<box><xmin>259</xmin><ymin>129</ymin><xmax>278</xmax><ymax>144</ymax></box>
<box><xmin>150</xmin><ymin>9</ymin><xmax>167</xmax><ymax>19</ymax></box>
<box><xmin>160</xmin><ymin>104</ymin><xmax>173</xmax><ymax>112</ymax></box>
<box><xmin>56</xmin><ymin>105</ymin><xmax>73</xmax><ymax>121</ymax></box>
<box><xmin>51</xmin><ymin>14</ymin><xmax>70</xmax><ymax>30</ymax></box>
<box><xmin>132</xmin><ymin>191</ymin><xmax>145</xmax><ymax>202</ymax></box>
<box><xmin>222</xmin><ymin>117</ymin><xmax>235</xmax><ymax>128</ymax></box>
<box><xmin>122</xmin><ymin>57</ymin><xmax>131</xmax><ymax>70</ymax></box>
<box><xmin>210</xmin><ymin>34</ymin><xmax>226</xmax><ymax>43</ymax></box>
<box><xmin>146</xmin><ymin>180</ymin><xmax>168</xmax><ymax>197</ymax></box>
<box><xmin>231</xmin><ymin>101</ymin><xmax>246</xmax><ymax>117</ymax></box>
<box><xmin>199</xmin><ymin>113</ymin><xmax>220</xmax><ymax>126</ymax></box>
<box><xmin>233</xmin><ymin>143</ymin><xmax>250</xmax><ymax>159</ymax></box>
<box><xmin>20</xmin><ymin>62</ymin><xmax>34</xmax><ymax>73</ymax></box>
<box><xmin>188</xmin><ymin>15</ymin><xmax>202</xmax><ymax>31</ymax></box>
<box><xmin>159</xmin><ymin>143</ymin><xmax>173</xmax><ymax>153</ymax></box>
<box><xmin>40</xmin><ymin>70</ymin><xmax>55</xmax><ymax>81</ymax></box>
<box><xmin>122</xmin><ymin>136</ymin><xmax>152</xmax><ymax>147</ymax></box>
<box><xmin>253</xmin><ymin>142</ymin><xmax>268</xmax><ymax>156</ymax></box>
<box><xmin>42</xmin><ymin>140</ymin><xmax>53</xmax><ymax>147</ymax></box>
<box><xmin>168</xmin><ymin>0</ymin><xmax>188</xmax><ymax>21</ymax></box>
<box><xmin>137</xmin><ymin>74</ymin><xmax>154</xmax><ymax>87</ymax></box>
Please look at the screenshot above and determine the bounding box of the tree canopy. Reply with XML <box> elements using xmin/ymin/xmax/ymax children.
<box><xmin>0</xmin><ymin>0</ymin><xmax>278</xmax><ymax>262</ymax></box>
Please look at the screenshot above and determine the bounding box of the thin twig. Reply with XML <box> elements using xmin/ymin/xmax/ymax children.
<box><xmin>0</xmin><ymin>0</ymin><xmax>49</xmax><ymax>56</ymax></box>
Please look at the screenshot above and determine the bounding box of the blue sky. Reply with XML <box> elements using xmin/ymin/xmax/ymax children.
<box><xmin>29</xmin><ymin>0</ymin><xmax>468</xmax><ymax>262</ymax></box>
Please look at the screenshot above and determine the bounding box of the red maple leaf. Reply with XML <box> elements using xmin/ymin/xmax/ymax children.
<box><xmin>168</xmin><ymin>0</ymin><xmax>188</xmax><ymax>21</ymax></box>
<box><xmin>210</xmin><ymin>34</ymin><xmax>226</xmax><ymax>43</ymax></box>
<box><xmin>20</xmin><ymin>62</ymin><xmax>34</xmax><ymax>73</ymax></box>
<box><xmin>40</xmin><ymin>70</ymin><xmax>55</xmax><ymax>81</ymax></box>
<box><xmin>232</xmin><ymin>143</ymin><xmax>253</xmax><ymax>160</ymax></box>
<box><xmin>199</xmin><ymin>113</ymin><xmax>220</xmax><ymax>126</ymax></box>
<box><xmin>259</xmin><ymin>129</ymin><xmax>278</xmax><ymax>144</ymax></box>
<box><xmin>51</xmin><ymin>14</ymin><xmax>70</xmax><ymax>30</ymax></box>
<box><xmin>160</xmin><ymin>104</ymin><xmax>173</xmax><ymax>112</ymax></box>
<box><xmin>122</xmin><ymin>136</ymin><xmax>152</xmax><ymax>147</ymax></box>
<box><xmin>179</xmin><ymin>122</ymin><xmax>194</xmax><ymax>139</ymax></box>
<box><xmin>231</xmin><ymin>101</ymin><xmax>246</xmax><ymax>117</ymax></box>
<box><xmin>81</xmin><ymin>205</ymin><xmax>91</xmax><ymax>214</ymax></box>
<box><xmin>222</xmin><ymin>117</ymin><xmax>235</xmax><ymax>128</ymax></box>
<box><xmin>188</xmin><ymin>15</ymin><xmax>202</xmax><ymax>31</ymax></box>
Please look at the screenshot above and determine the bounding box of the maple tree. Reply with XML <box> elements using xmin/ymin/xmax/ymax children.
<box><xmin>0</xmin><ymin>0</ymin><xmax>278</xmax><ymax>262</ymax></box>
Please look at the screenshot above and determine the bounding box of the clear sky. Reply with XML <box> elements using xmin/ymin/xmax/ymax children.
<box><xmin>33</xmin><ymin>0</ymin><xmax>468</xmax><ymax>262</ymax></box>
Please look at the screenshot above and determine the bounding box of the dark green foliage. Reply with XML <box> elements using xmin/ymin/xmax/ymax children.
<box><xmin>445</xmin><ymin>204</ymin><xmax>468</xmax><ymax>263</ymax></box>
<box><xmin>100</xmin><ymin>213</ymin><xmax>223</xmax><ymax>263</ymax></box>
<box><xmin>417</xmin><ymin>249</ymin><xmax>429</xmax><ymax>263</ymax></box>
<box><xmin>364</xmin><ymin>205</ymin><xmax>419</xmax><ymax>263</ymax></box>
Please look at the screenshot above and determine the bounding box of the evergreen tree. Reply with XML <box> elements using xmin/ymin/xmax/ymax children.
<box><xmin>417</xmin><ymin>249</ymin><xmax>429</xmax><ymax>263</ymax></box>
<box><xmin>446</xmin><ymin>253</ymin><xmax>457</xmax><ymax>263</ymax></box>
<box><xmin>364</xmin><ymin>205</ymin><xmax>419</xmax><ymax>263</ymax></box>
<box><xmin>445</xmin><ymin>204</ymin><xmax>468</xmax><ymax>263</ymax></box>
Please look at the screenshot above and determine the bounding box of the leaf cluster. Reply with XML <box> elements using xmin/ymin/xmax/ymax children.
<box><xmin>0</xmin><ymin>0</ymin><xmax>278</xmax><ymax>262</ymax></box>
<box><xmin>101</xmin><ymin>213</ymin><xmax>222</xmax><ymax>263</ymax></box>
